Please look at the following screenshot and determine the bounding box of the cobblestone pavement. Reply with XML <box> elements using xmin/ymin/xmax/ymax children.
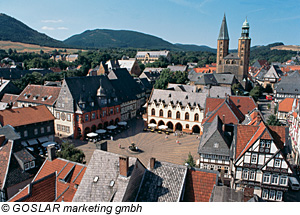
<box><xmin>67</xmin><ymin>117</ymin><xmax>200</xmax><ymax>166</ymax></box>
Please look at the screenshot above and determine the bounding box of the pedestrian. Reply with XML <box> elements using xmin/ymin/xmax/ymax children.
<box><xmin>196</xmin><ymin>135</ymin><xmax>199</xmax><ymax>139</ymax></box>
<box><xmin>119</xmin><ymin>143</ymin><xmax>121</xmax><ymax>148</ymax></box>
<box><xmin>111</xmin><ymin>136</ymin><xmax>113</xmax><ymax>141</ymax></box>
<box><xmin>165</xmin><ymin>135</ymin><xmax>168</xmax><ymax>139</ymax></box>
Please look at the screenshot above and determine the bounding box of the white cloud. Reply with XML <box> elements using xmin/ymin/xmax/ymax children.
<box><xmin>41</xmin><ymin>19</ymin><xmax>63</xmax><ymax>23</ymax></box>
<box><xmin>41</xmin><ymin>26</ymin><xmax>55</xmax><ymax>31</ymax></box>
<box><xmin>57</xmin><ymin>27</ymin><xmax>68</xmax><ymax>30</ymax></box>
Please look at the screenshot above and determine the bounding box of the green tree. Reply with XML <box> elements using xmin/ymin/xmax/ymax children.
<box><xmin>231</xmin><ymin>83</ymin><xmax>243</xmax><ymax>95</ymax></box>
<box><xmin>184</xmin><ymin>152</ymin><xmax>196</xmax><ymax>167</ymax></box>
<box><xmin>154</xmin><ymin>69</ymin><xmax>188</xmax><ymax>89</ymax></box>
<box><xmin>267</xmin><ymin>114</ymin><xmax>281</xmax><ymax>126</ymax></box>
<box><xmin>250</xmin><ymin>86</ymin><xmax>263</xmax><ymax>101</ymax></box>
<box><xmin>57</xmin><ymin>141</ymin><xmax>85</xmax><ymax>163</ymax></box>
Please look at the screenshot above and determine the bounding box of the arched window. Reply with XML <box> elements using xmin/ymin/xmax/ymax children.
<box><xmin>168</xmin><ymin>110</ymin><xmax>172</xmax><ymax>118</ymax></box>
<box><xmin>159</xmin><ymin>109</ymin><xmax>163</xmax><ymax>117</ymax></box>
<box><xmin>232</xmin><ymin>60</ymin><xmax>236</xmax><ymax>64</ymax></box>
<box><xmin>151</xmin><ymin>108</ymin><xmax>155</xmax><ymax>116</ymax></box>
<box><xmin>176</xmin><ymin>111</ymin><xmax>180</xmax><ymax>119</ymax></box>
<box><xmin>194</xmin><ymin>113</ymin><xmax>199</xmax><ymax>121</ymax></box>
<box><xmin>186</xmin><ymin>124</ymin><xmax>189</xmax><ymax>129</ymax></box>
<box><xmin>185</xmin><ymin>112</ymin><xmax>189</xmax><ymax>120</ymax></box>
<box><xmin>226</xmin><ymin>60</ymin><xmax>230</xmax><ymax>64</ymax></box>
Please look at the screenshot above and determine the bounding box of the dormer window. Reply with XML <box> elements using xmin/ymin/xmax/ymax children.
<box><xmin>82</xmin><ymin>103</ymin><xmax>85</xmax><ymax>109</ymax></box>
<box><xmin>90</xmin><ymin>102</ymin><xmax>94</xmax><ymax>107</ymax></box>
<box><xmin>42</xmin><ymin>96</ymin><xmax>47</xmax><ymax>101</ymax></box>
<box><xmin>114</xmin><ymin>97</ymin><xmax>118</xmax><ymax>102</ymax></box>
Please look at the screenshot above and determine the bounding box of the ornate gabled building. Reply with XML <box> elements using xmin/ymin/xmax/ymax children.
<box><xmin>216</xmin><ymin>15</ymin><xmax>251</xmax><ymax>88</ymax></box>
<box><xmin>146</xmin><ymin>88</ymin><xmax>208</xmax><ymax>134</ymax></box>
<box><xmin>54</xmin><ymin>76</ymin><xmax>121</xmax><ymax>139</ymax></box>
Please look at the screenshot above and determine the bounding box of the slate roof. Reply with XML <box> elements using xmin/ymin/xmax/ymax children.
<box><xmin>0</xmin><ymin>140</ymin><xmax>13</xmax><ymax>189</ymax></box>
<box><xmin>143</xmin><ymin>67</ymin><xmax>164</xmax><ymax>73</ymax></box>
<box><xmin>13</xmin><ymin>148</ymin><xmax>35</xmax><ymax>163</ymax></box>
<box><xmin>9</xmin><ymin>172</ymin><xmax>56</xmax><ymax>202</ymax></box>
<box><xmin>274</xmin><ymin>71</ymin><xmax>300</xmax><ymax>94</ymax></box>
<box><xmin>118</xmin><ymin>58</ymin><xmax>136</xmax><ymax>71</ymax></box>
<box><xmin>167</xmin><ymin>83</ymin><xmax>197</xmax><ymax>93</ymax></box>
<box><xmin>224</xmin><ymin>53</ymin><xmax>240</xmax><ymax>60</ymax></box>
<box><xmin>203</xmin><ymin>86</ymin><xmax>232</xmax><ymax>98</ymax></box>
<box><xmin>5</xmin><ymin>148</ymin><xmax>44</xmax><ymax>188</ymax></box>
<box><xmin>214</xmin><ymin>74</ymin><xmax>235</xmax><ymax>85</ymax></box>
<box><xmin>210</xmin><ymin>186</ymin><xmax>244</xmax><ymax>202</ymax></box>
<box><xmin>183</xmin><ymin>168</ymin><xmax>218</xmax><ymax>202</ymax></box>
<box><xmin>0</xmin><ymin>69</ymin><xmax>53</xmax><ymax>80</ymax></box>
<box><xmin>0</xmin><ymin>105</ymin><xmax>55</xmax><ymax>127</ymax></box>
<box><xmin>108</xmin><ymin>68</ymin><xmax>143</xmax><ymax>102</ymax></box>
<box><xmin>63</xmin><ymin>75</ymin><xmax>119</xmax><ymax>112</ymax></box>
<box><xmin>17</xmin><ymin>84</ymin><xmax>61</xmax><ymax>106</ymax></box>
<box><xmin>72</xmin><ymin>150</ymin><xmax>144</xmax><ymax>202</ymax></box>
<box><xmin>0</xmin><ymin>125</ymin><xmax>20</xmax><ymax>141</ymax></box>
<box><xmin>218</xmin><ymin>14</ymin><xmax>229</xmax><ymax>40</ymax></box>
<box><xmin>199</xmin><ymin>116</ymin><xmax>232</xmax><ymax>156</ymax></box>
<box><xmin>264</xmin><ymin>65</ymin><xmax>282</xmax><ymax>79</ymax></box>
<box><xmin>136</xmin><ymin>160</ymin><xmax>187</xmax><ymax>202</ymax></box>
<box><xmin>136</xmin><ymin>51</ymin><xmax>169</xmax><ymax>58</ymax></box>
<box><xmin>134</xmin><ymin>77</ymin><xmax>152</xmax><ymax>93</ymax></box>
<box><xmin>150</xmin><ymin>89</ymin><xmax>208</xmax><ymax>108</ymax></box>
<box><xmin>167</xmin><ymin>65</ymin><xmax>188</xmax><ymax>72</ymax></box>
<box><xmin>32</xmin><ymin>157</ymin><xmax>87</xmax><ymax>202</ymax></box>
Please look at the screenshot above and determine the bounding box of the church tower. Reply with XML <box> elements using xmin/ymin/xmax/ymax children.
<box><xmin>237</xmin><ymin>18</ymin><xmax>251</xmax><ymax>85</ymax></box>
<box><xmin>216</xmin><ymin>14</ymin><xmax>229</xmax><ymax>74</ymax></box>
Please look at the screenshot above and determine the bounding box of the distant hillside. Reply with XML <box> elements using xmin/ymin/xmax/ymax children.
<box><xmin>64</xmin><ymin>29</ymin><xmax>181</xmax><ymax>50</ymax></box>
<box><xmin>0</xmin><ymin>13</ymin><xmax>66</xmax><ymax>48</ymax></box>
<box><xmin>271</xmin><ymin>45</ymin><xmax>300</xmax><ymax>52</ymax></box>
<box><xmin>250</xmin><ymin>42</ymin><xmax>297</xmax><ymax>63</ymax></box>
<box><xmin>174</xmin><ymin>43</ymin><xmax>217</xmax><ymax>53</ymax></box>
<box><xmin>0</xmin><ymin>41</ymin><xmax>82</xmax><ymax>53</ymax></box>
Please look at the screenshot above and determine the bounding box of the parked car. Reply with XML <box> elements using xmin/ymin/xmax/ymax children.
<box><xmin>289</xmin><ymin>176</ymin><xmax>300</xmax><ymax>191</ymax></box>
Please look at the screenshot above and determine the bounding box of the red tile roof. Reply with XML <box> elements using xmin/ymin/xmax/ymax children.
<box><xmin>230</xmin><ymin>96</ymin><xmax>257</xmax><ymax>116</ymax></box>
<box><xmin>235</xmin><ymin>125</ymin><xmax>259</xmax><ymax>159</ymax></box>
<box><xmin>203</xmin><ymin>96</ymin><xmax>256</xmax><ymax>125</ymax></box>
<box><xmin>1</xmin><ymin>94</ymin><xmax>18</xmax><ymax>104</ymax></box>
<box><xmin>235</xmin><ymin>122</ymin><xmax>287</xmax><ymax>160</ymax></box>
<box><xmin>0</xmin><ymin>105</ymin><xmax>54</xmax><ymax>127</ymax></box>
<box><xmin>17</xmin><ymin>84</ymin><xmax>61</xmax><ymax>106</ymax></box>
<box><xmin>33</xmin><ymin>157</ymin><xmax>86</xmax><ymax>202</ymax></box>
<box><xmin>0</xmin><ymin>141</ymin><xmax>12</xmax><ymax>189</ymax></box>
<box><xmin>184</xmin><ymin>169</ymin><xmax>217</xmax><ymax>202</ymax></box>
<box><xmin>9</xmin><ymin>173</ymin><xmax>56</xmax><ymax>202</ymax></box>
<box><xmin>281</xmin><ymin>65</ymin><xmax>300</xmax><ymax>72</ymax></box>
<box><xmin>278</xmin><ymin>98</ymin><xmax>298</xmax><ymax>113</ymax></box>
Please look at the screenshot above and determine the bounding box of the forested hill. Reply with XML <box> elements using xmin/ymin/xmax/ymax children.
<box><xmin>0</xmin><ymin>13</ymin><xmax>65</xmax><ymax>47</ymax></box>
<box><xmin>64</xmin><ymin>29</ymin><xmax>182</xmax><ymax>50</ymax></box>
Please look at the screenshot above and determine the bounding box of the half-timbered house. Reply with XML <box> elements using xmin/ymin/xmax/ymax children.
<box><xmin>233</xmin><ymin>120</ymin><xmax>293</xmax><ymax>201</ymax></box>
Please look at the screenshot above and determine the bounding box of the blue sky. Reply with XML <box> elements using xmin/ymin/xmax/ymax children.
<box><xmin>1</xmin><ymin>0</ymin><xmax>299</xmax><ymax>48</ymax></box>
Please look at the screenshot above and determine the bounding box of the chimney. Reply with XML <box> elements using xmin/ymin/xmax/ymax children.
<box><xmin>0</xmin><ymin>135</ymin><xmax>5</xmax><ymax>145</ymax></box>
<box><xmin>150</xmin><ymin>157</ymin><xmax>156</xmax><ymax>171</ymax></box>
<box><xmin>47</xmin><ymin>145</ymin><xmax>56</xmax><ymax>161</ymax></box>
<box><xmin>119</xmin><ymin>156</ymin><xmax>129</xmax><ymax>177</ymax></box>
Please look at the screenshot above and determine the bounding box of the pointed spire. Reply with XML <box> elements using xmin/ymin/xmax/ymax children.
<box><xmin>218</xmin><ymin>14</ymin><xmax>229</xmax><ymax>40</ymax></box>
